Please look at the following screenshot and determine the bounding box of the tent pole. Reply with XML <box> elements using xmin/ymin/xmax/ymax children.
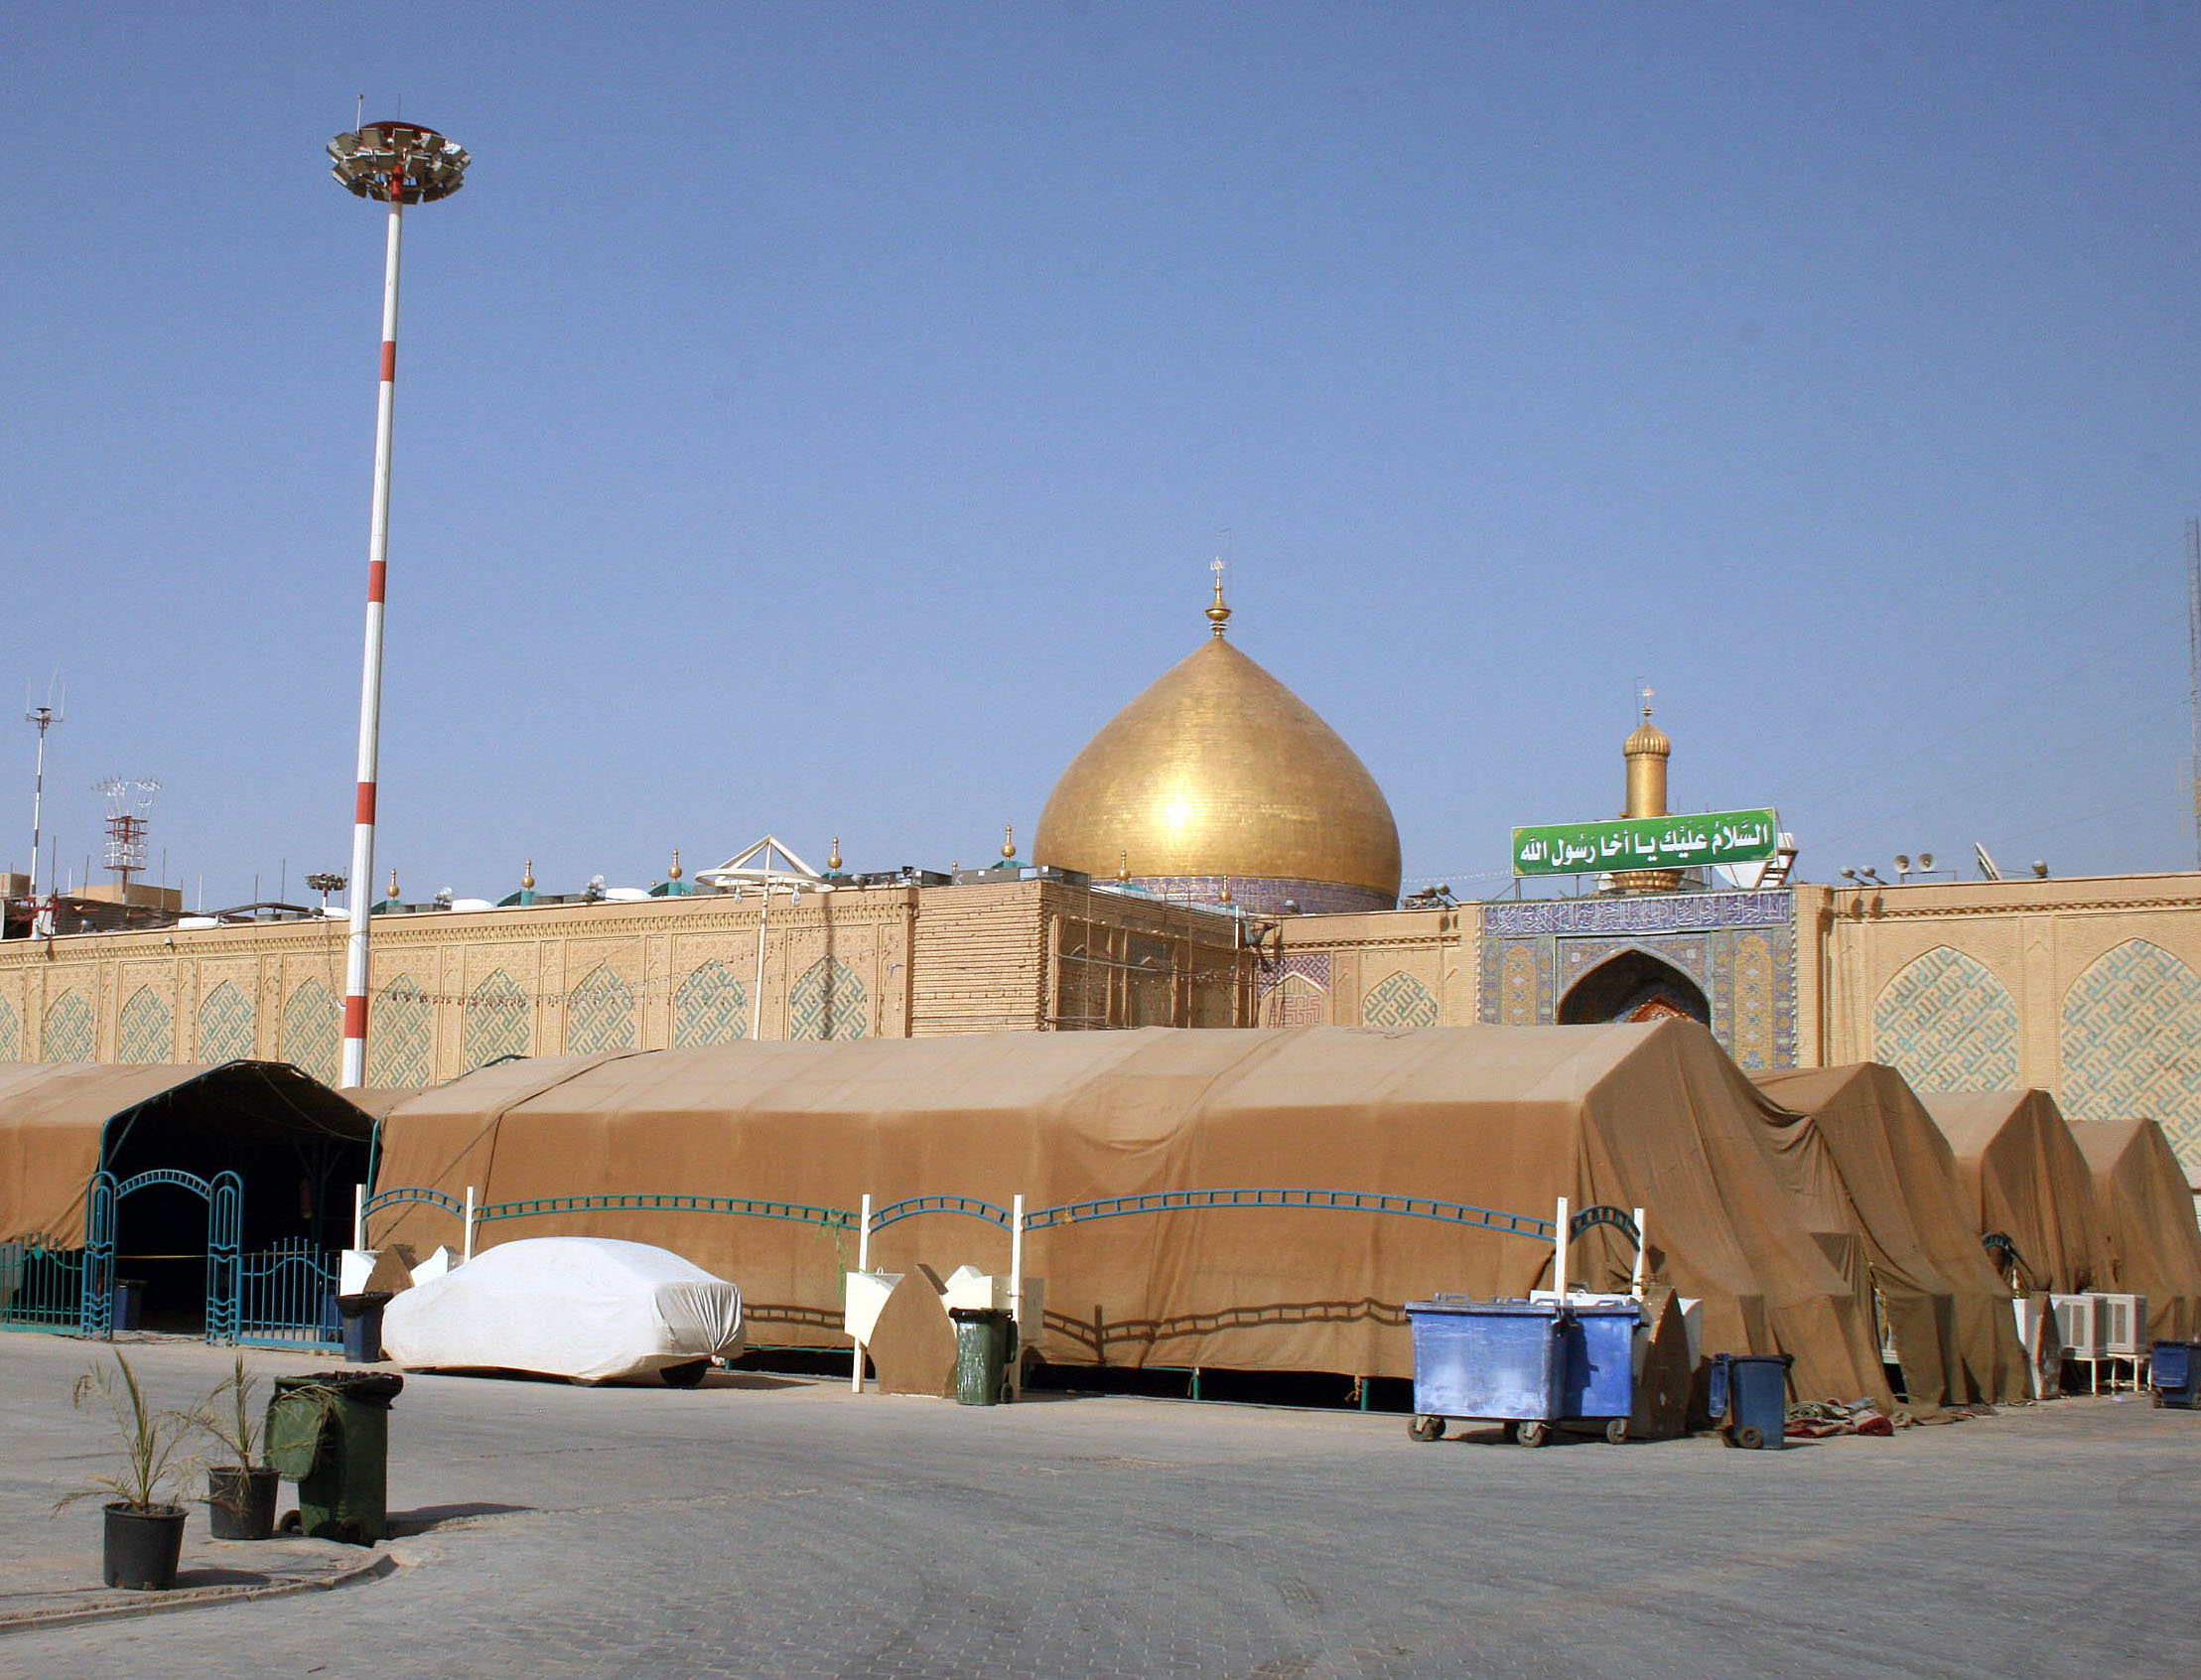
<box><xmin>352</xmin><ymin>1183</ymin><xmax>366</xmax><ymax>1252</ymax></box>
<box><xmin>1010</xmin><ymin>1192</ymin><xmax>1025</xmax><ymax>1402</ymax></box>
<box><xmin>1554</xmin><ymin>1196</ymin><xmax>1569</xmax><ymax>1303</ymax></box>
<box><xmin>851</xmin><ymin>1192</ymin><xmax>871</xmax><ymax>1393</ymax></box>
<box><xmin>463</xmin><ymin>1185</ymin><xmax>477</xmax><ymax>1262</ymax></box>
<box><xmin>1631</xmin><ymin>1206</ymin><xmax>1648</xmax><ymax>1301</ymax></box>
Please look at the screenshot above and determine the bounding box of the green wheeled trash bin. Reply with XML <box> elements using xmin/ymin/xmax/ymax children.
<box><xmin>266</xmin><ymin>1371</ymin><xmax>404</xmax><ymax>1544</ymax></box>
<box><xmin>948</xmin><ymin>1307</ymin><xmax>1016</xmax><ymax>1406</ymax></box>
<box><xmin>1708</xmin><ymin>1352</ymin><xmax>1792</xmax><ymax>1450</ymax></box>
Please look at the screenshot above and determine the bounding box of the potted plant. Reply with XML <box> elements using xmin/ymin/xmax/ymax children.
<box><xmin>200</xmin><ymin>1354</ymin><xmax>280</xmax><ymax>1540</ymax></box>
<box><xmin>53</xmin><ymin>1351</ymin><xmax>199</xmax><ymax>1591</ymax></box>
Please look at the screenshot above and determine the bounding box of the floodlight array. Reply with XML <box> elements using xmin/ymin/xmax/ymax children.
<box><xmin>327</xmin><ymin>122</ymin><xmax>471</xmax><ymax>204</ymax></box>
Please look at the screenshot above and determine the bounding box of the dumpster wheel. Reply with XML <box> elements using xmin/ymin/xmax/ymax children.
<box><xmin>1732</xmin><ymin>1424</ymin><xmax>1766</xmax><ymax>1450</ymax></box>
<box><xmin>1603</xmin><ymin>1419</ymin><xmax>1628</xmax><ymax>1445</ymax></box>
<box><xmin>1516</xmin><ymin>1421</ymin><xmax>1549</xmax><ymax>1448</ymax></box>
<box><xmin>1408</xmin><ymin>1415</ymin><xmax>1445</xmax><ymax>1443</ymax></box>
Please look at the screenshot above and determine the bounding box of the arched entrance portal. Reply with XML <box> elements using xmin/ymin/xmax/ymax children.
<box><xmin>84</xmin><ymin>1169</ymin><xmax>241</xmax><ymax>1340</ymax></box>
<box><xmin>1559</xmin><ymin>949</ymin><xmax>1710</xmax><ymax>1028</ymax></box>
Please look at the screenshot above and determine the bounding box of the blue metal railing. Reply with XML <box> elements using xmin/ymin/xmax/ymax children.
<box><xmin>235</xmin><ymin>1238</ymin><xmax>342</xmax><ymax>1349</ymax></box>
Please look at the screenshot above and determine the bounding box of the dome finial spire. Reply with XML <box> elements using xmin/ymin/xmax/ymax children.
<box><xmin>1206</xmin><ymin>555</ymin><xmax>1231</xmax><ymax>638</ymax></box>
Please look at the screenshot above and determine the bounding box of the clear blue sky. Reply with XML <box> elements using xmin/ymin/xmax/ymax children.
<box><xmin>5</xmin><ymin>4</ymin><xmax>2198</xmax><ymax>906</ymax></box>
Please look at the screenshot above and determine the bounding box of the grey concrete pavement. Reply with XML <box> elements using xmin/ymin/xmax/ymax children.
<box><xmin>2</xmin><ymin>1332</ymin><xmax>2196</xmax><ymax>1679</ymax></box>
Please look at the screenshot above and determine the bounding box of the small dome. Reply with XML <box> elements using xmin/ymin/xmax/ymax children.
<box><xmin>1624</xmin><ymin>706</ymin><xmax>1670</xmax><ymax>759</ymax></box>
<box><xmin>1033</xmin><ymin>606</ymin><xmax>1400</xmax><ymax>912</ymax></box>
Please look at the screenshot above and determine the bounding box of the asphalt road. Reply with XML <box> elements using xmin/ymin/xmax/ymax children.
<box><xmin>2</xmin><ymin>1334</ymin><xmax>2195</xmax><ymax>1679</ymax></box>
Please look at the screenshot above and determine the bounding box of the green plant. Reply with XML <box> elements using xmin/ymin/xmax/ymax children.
<box><xmin>200</xmin><ymin>1354</ymin><xmax>264</xmax><ymax>1470</ymax></box>
<box><xmin>53</xmin><ymin>1351</ymin><xmax>200</xmax><ymax>1515</ymax></box>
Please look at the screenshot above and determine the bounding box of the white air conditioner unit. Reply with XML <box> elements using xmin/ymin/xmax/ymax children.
<box><xmin>2097</xmin><ymin>1294</ymin><xmax>2149</xmax><ymax>1358</ymax></box>
<box><xmin>2052</xmin><ymin>1294</ymin><xmax>2102</xmax><ymax>1361</ymax></box>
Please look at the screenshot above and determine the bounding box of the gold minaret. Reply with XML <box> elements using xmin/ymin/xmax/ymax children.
<box><xmin>1616</xmin><ymin>692</ymin><xmax>1678</xmax><ymax>893</ymax></box>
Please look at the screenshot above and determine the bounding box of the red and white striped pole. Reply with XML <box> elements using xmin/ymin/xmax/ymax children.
<box><xmin>340</xmin><ymin>170</ymin><xmax>405</xmax><ymax>1090</ymax></box>
<box><xmin>328</xmin><ymin>119</ymin><xmax>465</xmax><ymax>1089</ymax></box>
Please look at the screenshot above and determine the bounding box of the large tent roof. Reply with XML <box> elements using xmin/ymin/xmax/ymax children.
<box><xmin>0</xmin><ymin>1061</ymin><xmax>373</xmax><ymax>1247</ymax></box>
<box><xmin>1752</xmin><ymin>1064</ymin><xmax>2029</xmax><ymax>1405</ymax></box>
<box><xmin>371</xmin><ymin>1021</ymin><xmax>1891</xmax><ymax>1399</ymax></box>
<box><xmin>2067</xmin><ymin>1117</ymin><xmax>2201</xmax><ymax>1339</ymax></box>
<box><xmin>1918</xmin><ymin>1089</ymin><xmax>2112</xmax><ymax>1294</ymax></box>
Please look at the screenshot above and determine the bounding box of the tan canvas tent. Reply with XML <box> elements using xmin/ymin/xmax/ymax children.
<box><xmin>0</xmin><ymin>1061</ymin><xmax>372</xmax><ymax>1246</ymax></box>
<box><xmin>1919</xmin><ymin>1090</ymin><xmax>2113</xmax><ymax>1295</ymax></box>
<box><xmin>1752</xmin><ymin>1064</ymin><xmax>2029</xmax><ymax>1405</ymax></box>
<box><xmin>2067</xmin><ymin>1117</ymin><xmax>2201</xmax><ymax>1339</ymax></box>
<box><xmin>370</xmin><ymin>1021</ymin><xmax>1893</xmax><ymax>1402</ymax></box>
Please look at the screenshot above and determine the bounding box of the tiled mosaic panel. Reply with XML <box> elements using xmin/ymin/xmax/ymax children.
<box><xmin>197</xmin><ymin>981</ymin><xmax>257</xmax><ymax>1063</ymax></box>
<box><xmin>369</xmin><ymin>975</ymin><xmax>433</xmax><ymax>1089</ymax></box>
<box><xmin>117</xmin><ymin>987</ymin><xmax>173</xmax><ymax>1064</ymax></box>
<box><xmin>1257</xmin><ymin>951</ymin><xmax>1330</xmax><ymax>1026</ymax></box>
<box><xmin>1363</xmin><ymin>970</ymin><xmax>1440</xmax><ymax>1029</ymax></box>
<box><xmin>1872</xmin><ymin>945</ymin><xmax>2019</xmax><ymax>1092</ymax></box>
<box><xmin>1500</xmin><ymin>944</ymin><xmax>1539</xmax><ymax>1025</ymax></box>
<box><xmin>283</xmin><ymin>981</ymin><xmax>341</xmax><ymax>1085</ymax></box>
<box><xmin>790</xmin><ymin>957</ymin><xmax>869</xmax><ymax>1041</ymax></box>
<box><xmin>42</xmin><ymin>990</ymin><xmax>94</xmax><ymax>1063</ymax></box>
<box><xmin>567</xmin><ymin>965</ymin><xmax>637</xmax><ymax>1054</ymax></box>
<box><xmin>672</xmin><ymin>963</ymin><xmax>749</xmax><ymax>1047</ymax></box>
<box><xmin>1730</xmin><ymin>932</ymin><xmax>1776</xmax><ymax>1069</ymax></box>
<box><xmin>0</xmin><ymin>997</ymin><xmax>17</xmax><ymax>1060</ymax></box>
<box><xmin>464</xmin><ymin>970</ymin><xmax>532</xmax><ymax>1070</ymax></box>
<box><xmin>2060</xmin><ymin>939</ymin><xmax>2201</xmax><ymax>1178</ymax></box>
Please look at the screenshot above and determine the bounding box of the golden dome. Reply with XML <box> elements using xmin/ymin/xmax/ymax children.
<box><xmin>1033</xmin><ymin>604</ymin><xmax>1401</xmax><ymax>908</ymax></box>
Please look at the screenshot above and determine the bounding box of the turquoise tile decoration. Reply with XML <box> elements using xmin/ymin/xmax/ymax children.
<box><xmin>2060</xmin><ymin>938</ymin><xmax>2201</xmax><ymax>1178</ymax></box>
<box><xmin>1872</xmin><ymin>945</ymin><xmax>2019</xmax><ymax>1092</ymax></box>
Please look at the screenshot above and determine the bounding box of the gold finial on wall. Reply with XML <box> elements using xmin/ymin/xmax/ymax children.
<box><xmin>1219</xmin><ymin>880</ymin><xmax>1234</xmax><ymax>905</ymax></box>
<box><xmin>520</xmin><ymin>859</ymin><xmax>534</xmax><ymax>891</ymax></box>
<box><xmin>666</xmin><ymin>848</ymin><xmax>682</xmax><ymax>882</ymax></box>
<box><xmin>1002</xmin><ymin>823</ymin><xmax>1017</xmax><ymax>861</ymax></box>
<box><xmin>1205</xmin><ymin>556</ymin><xmax>1232</xmax><ymax>638</ymax></box>
<box><xmin>828</xmin><ymin>836</ymin><xmax>842</xmax><ymax>873</ymax></box>
<box><xmin>1118</xmin><ymin>850</ymin><xmax>1131</xmax><ymax>882</ymax></box>
<box><xmin>387</xmin><ymin>867</ymin><xmax>400</xmax><ymax>902</ymax></box>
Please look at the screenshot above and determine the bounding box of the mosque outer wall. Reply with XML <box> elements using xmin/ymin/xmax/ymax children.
<box><xmin>0</xmin><ymin>876</ymin><xmax>1254</xmax><ymax>1081</ymax></box>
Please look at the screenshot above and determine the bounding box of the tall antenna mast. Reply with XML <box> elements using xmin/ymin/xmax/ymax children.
<box><xmin>2188</xmin><ymin>518</ymin><xmax>2200</xmax><ymax>872</ymax></box>
<box><xmin>326</xmin><ymin>116</ymin><xmax>471</xmax><ymax>1089</ymax></box>
<box><xmin>94</xmin><ymin>777</ymin><xmax>159</xmax><ymax>893</ymax></box>
<box><xmin>24</xmin><ymin>681</ymin><xmax>62</xmax><ymax>898</ymax></box>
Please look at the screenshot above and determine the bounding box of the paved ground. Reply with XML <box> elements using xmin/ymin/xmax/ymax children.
<box><xmin>2</xmin><ymin>1333</ymin><xmax>2196</xmax><ymax>1680</ymax></box>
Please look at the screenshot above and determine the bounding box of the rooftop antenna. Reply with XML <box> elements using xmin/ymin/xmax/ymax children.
<box><xmin>327</xmin><ymin>113</ymin><xmax>471</xmax><ymax>1089</ymax></box>
<box><xmin>24</xmin><ymin>678</ymin><xmax>62</xmax><ymax>899</ymax></box>
<box><xmin>93</xmin><ymin>777</ymin><xmax>159</xmax><ymax>893</ymax></box>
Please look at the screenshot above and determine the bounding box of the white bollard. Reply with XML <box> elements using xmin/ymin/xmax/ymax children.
<box><xmin>851</xmin><ymin>1192</ymin><xmax>872</xmax><ymax>1393</ymax></box>
<box><xmin>1554</xmin><ymin>1195</ymin><xmax>1570</xmax><ymax>1304</ymax></box>
<box><xmin>463</xmin><ymin>1185</ymin><xmax>477</xmax><ymax>1262</ymax></box>
<box><xmin>1010</xmin><ymin>1193</ymin><xmax>1026</xmax><ymax>1402</ymax></box>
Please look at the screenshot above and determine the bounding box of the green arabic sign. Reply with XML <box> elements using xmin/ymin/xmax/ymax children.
<box><xmin>1511</xmin><ymin>808</ymin><xmax>1781</xmax><ymax>877</ymax></box>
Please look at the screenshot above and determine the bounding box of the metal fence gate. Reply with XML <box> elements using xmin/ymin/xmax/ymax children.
<box><xmin>83</xmin><ymin>1168</ymin><xmax>242</xmax><ymax>1342</ymax></box>
<box><xmin>235</xmin><ymin>1237</ymin><xmax>343</xmax><ymax>1349</ymax></box>
<box><xmin>0</xmin><ymin>1236</ymin><xmax>90</xmax><ymax>1333</ymax></box>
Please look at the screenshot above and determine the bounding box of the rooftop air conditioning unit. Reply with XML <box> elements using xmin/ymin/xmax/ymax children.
<box><xmin>2098</xmin><ymin>1294</ymin><xmax>2149</xmax><ymax>1359</ymax></box>
<box><xmin>2051</xmin><ymin>1294</ymin><xmax>2102</xmax><ymax>1362</ymax></box>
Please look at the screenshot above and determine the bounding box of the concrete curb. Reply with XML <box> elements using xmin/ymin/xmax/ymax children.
<box><xmin>0</xmin><ymin>1549</ymin><xmax>396</xmax><ymax>1635</ymax></box>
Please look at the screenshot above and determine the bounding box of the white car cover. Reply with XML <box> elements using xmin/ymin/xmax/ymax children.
<box><xmin>382</xmin><ymin>1236</ymin><xmax>745</xmax><ymax>1383</ymax></box>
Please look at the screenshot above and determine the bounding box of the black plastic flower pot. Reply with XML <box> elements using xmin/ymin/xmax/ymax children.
<box><xmin>102</xmin><ymin>1501</ymin><xmax>187</xmax><ymax>1590</ymax></box>
<box><xmin>206</xmin><ymin>1466</ymin><xmax>280</xmax><ymax>1541</ymax></box>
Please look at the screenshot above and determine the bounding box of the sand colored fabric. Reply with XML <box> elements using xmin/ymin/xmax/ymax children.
<box><xmin>370</xmin><ymin>1022</ymin><xmax>1892</xmax><ymax>1401</ymax></box>
<box><xmin>2068</xmin><ymin>1118</ymin><xmax>2201</xmax><ymax>1339</ymax></box>
<box><xmin>0</xmin><ymin>1061</ymin><xmax>375</xmax><ymax>1247</ymax></box>
<box><xmin>1919</xmin><ymin>1090</ymin><xmax>2113</xmax><ymax>1295</ymax></box>
<box><xmin>1752</xmin><ymin>1064</ymin><xmax>2030</xmax><ymax>1405</ymax></box>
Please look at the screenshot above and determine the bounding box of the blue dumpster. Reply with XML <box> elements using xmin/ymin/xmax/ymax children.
<box><xmin>1708</xmin><ymin>1352</ymin><xmax>1792</xmax><ymax>1449</ymax></box>
<box><xmin>1407</xmin><ymin>1298</ymin><xmax>1640</xmax><ymax>1447</ymax></box>
<box><xmin>2150</xmin><ymin>1340</ymin><xmax>2198</xmax><ymax>1409</ymax></box>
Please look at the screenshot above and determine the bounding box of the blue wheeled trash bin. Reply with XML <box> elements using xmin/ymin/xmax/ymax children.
<box><xmin>1406</xmin><ymin>1297</ymin><xmax>1640</xmax><ymax>1447</ymax></box>
<box><xmin>2149</xmin><ymin>1340</ymin><xmax>2199</xmax><ymax>1409</ymax></box>
<box><xmin>1708</xmin><ymin>1352</ymin><xmax>1792</xmax><ymax>1449</ymax></box>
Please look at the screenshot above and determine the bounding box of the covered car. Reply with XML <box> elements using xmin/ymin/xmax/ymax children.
<box><xmin>381</xmin><ymin>1236</ymin><xmax>745</xmax><ymax>1384</ymax></box>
